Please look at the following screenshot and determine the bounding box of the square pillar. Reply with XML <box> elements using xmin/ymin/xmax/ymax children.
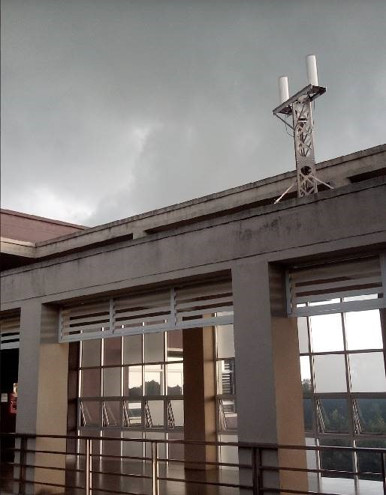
<box><xmin>232</xmin><ymin>260</ymin><xmax>307</xmax><ymax>493</ymax></box>
<box><xmin>183</xmin><ymin>326</ymin><xmax>217</xmax><ymax>471</ymax></box>
<box><xmin>16</xmin><ymin>300</ymin><xmax>69</xmax><ymax>494</ymax></box>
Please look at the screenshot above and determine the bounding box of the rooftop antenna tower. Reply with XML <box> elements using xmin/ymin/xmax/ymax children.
<box><xmin>273</xmin><ymin>55</ymin><xmax>333</xmax><ymax>204</ymax></box>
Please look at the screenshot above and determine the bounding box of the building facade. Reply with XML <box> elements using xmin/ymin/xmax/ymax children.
<box><xmin>1</xmin><ymin>144</ymin><xmax>386</xmax><ymax>493</ymax></box>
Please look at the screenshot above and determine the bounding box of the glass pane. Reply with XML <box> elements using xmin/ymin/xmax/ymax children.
<box><xmin>345</xmin><ymin>310</ymin><xmax>383</xmax><ymax>351</ymax></box>
<box><xmin>146</xmin><ymin>400</ymin><xmax>164</xmax><ymax>428</ymax></box>
<box><xmin>217</xmin><ymin>359</ymin><xmax>236</xmax><ymax>395</ymax></box>
<box><xmin>102</xmin><ymin>430</ymin><xmax>121</xmax><ymax>456</ymax></box>
<box><xmin>309</xmin><ymin>313</ymin><xmax>344</xmax><ymax>352</ymax></box>
<box><xmin>168</xmin><ymin>432</ymin><xmax>184</xmax><ymax>461</ymax></box>
<box><xmin>145</xmin><ymin>364</ymin><xmax>164</xmax><ymax>396</ymax></box>
<box><xmin>123</xmin><ymin>334</ymin><xmax>143</xmax><ymax>365</ymax></box>
<box><xmin>313</xmin><ymin>355</ymin><xmax>347</xmax><ymax>393</ymax></box>
<box><xmin>303</xmin><ymin>398</ymin><xmax>313</xmax><ymax>431</ymax></box>
<box><xmin>122</xmin><ymin>431</ymin><xmax>144</xmax><ymax>458</ymax></box>
<box><xmin>350</xmin><ymin>352</ymin><xmax>386</xmax><ymax>392</ymax></box>
<box><xmin>80</xmin><ymin>400</ymin><xmax>101</xmax><ymax>427</ymax></box>
<box><xmin>81</xmin><ymin>369</ymin><xmax>101</xmax><ymax>397</ymax></box>
<box><xmin>166</xmin><ymin>362</ymin><xmax>183</xmax><ymax>395</ymax></box>
<box><xmin>103</xmin><ymin>367</ymin><xmax>121</xmax><ymax>396</ymax></box>
<box><xmin>297</xmin><ymin>317</ymin><xmax>309</xmax><ymax>354</ymax></box>
<box><xmin>216</xmin><ymin>325</ymin><xmax>235</xmax><ymax>359</ymax></box>
<box><xmin>168</xmin><ymin>400</ymin><xmax>184</xmax><ymax>428</ymax></box>
<box><xmin>218</xmin><ymin>434</ymin><xmax>239</xmax><ymax>465</ymax></box>
<box><xmin>218</xmin><ymin>399</ymin><xmax>238</xmax><ymax>431</ymax></box>
<box><xmin>144</xmin><ymin>332</ymin><xmax>164</xmax><ymax>363</ymax></box>
<box><xmin>104</xmin><ymin>337</ymin><xmax>122</xmax><ymax>366</ymax></box>
<box><xmin>319</xmin><ymin>438</ymin><xmax>353</xmax><ymax>479</ymax></box>
<box><xmin>318</xmin><ymin>398</ymin><xmax>349</xmax><ymax>433</ymax></box>
<box><xmin>356</xmin><ymin>439</ymin><xmax>386</xmax><ymax>481</ymax></box>
<box><xmin>167</xmin><ymin>331</ymin><xmax>183</xmax><ymax>361</ymax></box>
<box><xmin>126</xmin><ymin>366</ymin><xmax>143</xmax><ymax>397</ymax></box>
<box><xmin>356</xmin><ymin>398</ymin><xmax>386</xmax><ymax>434</ymax></box>
<box><xmin>123</xmin><ymin>401</ymin><xmax>142</xmax><ymax>427</ymax></box>
<box><xmin>144</xmin><ymin>431</ymin><xmax>167</xmax><ymax>458</ymax></box>
<box><xmin>102</xmin><ymin>401</ymin><xmax>121</xmax><ymax>427</ymax></box>
<box><xmin>81</xmin><ymin>340</ymin><xmax>101</xmax><ymax>368</ymax></box>
<box><xmin>300</xmin><ymin>356</ymin><xmax>312</xmax><ymax>394</ymax></box>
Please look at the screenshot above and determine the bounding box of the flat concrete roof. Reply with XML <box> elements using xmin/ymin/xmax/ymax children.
<box><xmin>1</xmin><ymin>143</ymin><xmax>385</xmax><ymax>266</ymax></box>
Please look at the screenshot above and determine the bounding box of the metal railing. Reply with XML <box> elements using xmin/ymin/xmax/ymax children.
<box><xmin>1</xmin><ymin>432</ymin><xmax>386</xmax><ymax>494</ymax></box>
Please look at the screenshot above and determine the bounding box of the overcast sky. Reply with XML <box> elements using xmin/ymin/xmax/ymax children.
<box><xmin>2</xmin><ymin>0</ymin><xmax>386</xmax><ymax>226</ymax></box>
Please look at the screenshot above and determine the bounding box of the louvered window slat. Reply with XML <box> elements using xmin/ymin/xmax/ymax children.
<box><xmin>0</xmin><ymin>316</ymin><xmax>20</xmax><ymax>349</ymax></box>
<box><xmin>59</xmin><ymin>280</ymin><xmax>233</xmax><ymax>342</ymax></box>
<box><xmin>287</xmin><ymin>256</ymin><xmax>385</xmax><ymax>316</ymax></box>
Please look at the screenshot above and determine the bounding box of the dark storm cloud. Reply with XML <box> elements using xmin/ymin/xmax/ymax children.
<box><xmin>2</xmin><ymin>0</ymin><xmax>386</xmax><ymax>225</ymax></box>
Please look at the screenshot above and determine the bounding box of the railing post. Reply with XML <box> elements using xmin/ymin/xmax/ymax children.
<box><xmin>18</xmin><ymin>436</ymin><xmax>27</xmax><ymax>495</ymax></box>
<box><xmin>381</xmin><ymin>452</ymin><xmax>386</xmax><ymax>494</ymax></box>
<box><xmin>85</xmin><ymin>438</ymin><xmax>92</xmax><ymax>495</ymax></box>
<box><xmin>151</xmin><ymin>441</ymin><xmax>159</xmax><ymax>495</ymax></box>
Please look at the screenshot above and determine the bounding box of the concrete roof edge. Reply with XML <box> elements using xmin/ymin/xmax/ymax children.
<box><xmin>316</xmin><ymin>143</ymin><xmax>386</xmax><ymax>170</ymax></box>
<box><xmin>2</xmin><ymin>176</ymin><xmax>385</xmax><ymax>277</ymax></box>
<box><xmin>33</xmin><ymin>143</ymin><xmax>386</xmax><ymax>248</ymax></box>
<box><xmin>0</xmin><ymin>208</ymin><xmax>87</xmax><ymax>229</ymax></box>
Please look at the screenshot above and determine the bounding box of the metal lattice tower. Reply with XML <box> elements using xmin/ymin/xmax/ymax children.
<box><xmin>272</xmin><ymin>55</ymin><xmax>332</xmax><ymax>203</ymax></box>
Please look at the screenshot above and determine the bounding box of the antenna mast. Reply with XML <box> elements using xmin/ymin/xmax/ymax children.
<box><xmin>273</xmin><ymin>55</ymin><xmax>332</xmax><ymax>203</ymax></box>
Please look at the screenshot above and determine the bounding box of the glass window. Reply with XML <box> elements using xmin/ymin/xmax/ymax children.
<box><xmin>103</xmin><ymin>367</ymin><xmax>121</xmax><ymax>397</ymax></box>
<box><xmin>297</xmin><ymin>317</ymin><xmax>309</xmax><ymax>354</ymax></box>
<box><xmin>166</xmin><ymin>362</ymin><xmax>183</xmax><ymax>395</ymax></box>
<box><xmin>356</xmin><ymin>398</ymin><xmax>386</xmax><ymax>434</ymax></box>
<box><xmin>300</xmin><ymin>356</ymin><xmax>312</xmax><ymax>395</ymax></box>
<box><xmin>102</xmin><ymin>400</ymin><xmax>121</xmax><ymax>427</ymax></box>
<box><xmin>81</xmin><ymin>340</ymin><xmax>101</xmax><ymax>368</ymax></box>
<box><xmin>122</xmin><ymin>431</ymin><xmax>144</xmax><ymax>457</ymax></box>
<box><xmin>303</xmin><ymin>399</ymin><xmax>313</xmax><ymax>431</ymax></box>
<box><xmin>168</xmin><ymin>400</ymin><xmax>184</xmax><ymax>428</ymax></box>
<box><xmin>144</xmin><ymin>332</ymin><xmax>164</xmax><ymax>363</ymax></box>
<box><xmin>216</xmin><ymin>359</ymin><xmax>236</xmax><ymax>395</ymax></box>
<box><xmin>146</xmin><ymin>400</ymin><xmax>164</xmax><ymax>428</ymax></box>
<box><xmin>167</xmin><ymin>331</ymin><xmax>183</xmax><ymax>361</ymax></box>
<box><xmin>349</xmin><ymin>353</ymin><xmax>386</xmax><ymax>393</ymax></box>
<box><xmin>313</xmin><ymin>354</ymin><xmax>346</xmax><ymax>393</ymax></box>
<box><xmin>102</xmin><ymin>430</ymin><xmax>121</xmax><ymax>456</ymax></box>
<box><xmin>356</xmin><ymin>439</ymin><xmax>386</xmax><ymax>481</ymax></box>
<box><xmin>345</xmin><ymin>310</ymin><xmax>383</xmax><ymax>351</ymax></box>
<box><xmin>126</xmin><ymin>366</ymin><xmax>143</xmax><ymax>397</ymax></box>
<box><xmin>218</xmin><ymin>433</ymin><xmax>239</xmax><ymax>465</ymax></box>
<box><xmin>81</xmin><ymin>369</ymin><xmax>101</xmax><ymax>397</ymax></box>
<box><xmin>123</xmin><ymin>334</ymin><xmax>143</xmax><ymax>365</ymax></box>
<box><xmin>168</xmin><ymin>432</ymin><xmax>184</xmax><ymax>461</ymax></box>
<box><xmin>319</xmin><ymin>438</ymin><xmax>353</xmax><ymax>479</ymax></box>
<box><xmin>218</xmin><ymin>399</ymin><xmax>238</xmax><ymax>431</ymax></box>
<box><xmin>104</xmin><ymin>337</ymin><xmax>122</xmax><ymax>366</ymax></box>
<box><xmin>318</xmin><ymin>398</ymin><xmax>349</xmax><ymax>433</ymax></box>
<box><xmin>145</xmin><ymin>364</ymin><xmax>163</xmax><ymax>396</ymax></box>
<box><xmin>310</xmin><ymin>313</ymin><xmax>344</xmax><ymax>353</ymax></box>
<box><xmin>80</xmin><ymin>400</ymin><xmax>101</xmax><ymax>427</ymax></box>
<box><xmin>216</xmin><ymin>325</ymin><xmax>235</xmax><ymax>359</ymax></box>
<box><xmin>123</xmin><ymin>401</ymin><xmax>142</xmax><ymax>427</ymax></box>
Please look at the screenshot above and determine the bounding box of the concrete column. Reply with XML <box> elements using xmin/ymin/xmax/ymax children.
<box><xmin>16</xmin><ymin>300</ymin><xmax>69</xmax><ymax>494</ymax></box>
<box><xmin>232</xmin><ymin>260</ymin><xmax>307</xmax><ymax>493</ymax></box>
<box><xmin>183</xmin><ymin>326</ymin><xmax>217</xmax><ymax>472</ymax></box>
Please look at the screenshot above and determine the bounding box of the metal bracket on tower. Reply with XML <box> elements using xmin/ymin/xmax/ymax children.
<box><xmin>272</xmin><ymin>55</ymin><xmax>333</xmax><ymax>204</ymax></box>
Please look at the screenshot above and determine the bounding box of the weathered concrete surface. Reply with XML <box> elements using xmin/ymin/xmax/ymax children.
<box><xmin>1</xmin><ymin>178</ymin><xmax>385</xmax><ymax>309</ymax></box>
<box><xmin>11</xmin><ymin>143</ymin><xmax>384</xmax><ymax>259</ymax></box>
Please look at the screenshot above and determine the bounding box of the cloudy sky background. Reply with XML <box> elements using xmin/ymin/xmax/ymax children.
<box><xmin>2</xmin><ymin>0</ymin><xmax>386</xmax><ymax>226</ymax></box>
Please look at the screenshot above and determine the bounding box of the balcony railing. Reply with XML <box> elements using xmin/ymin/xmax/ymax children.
<box><xmin>1</xmin><ymin>432</ymin><xmax>386</xmax><ymax>494</ymax></box>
